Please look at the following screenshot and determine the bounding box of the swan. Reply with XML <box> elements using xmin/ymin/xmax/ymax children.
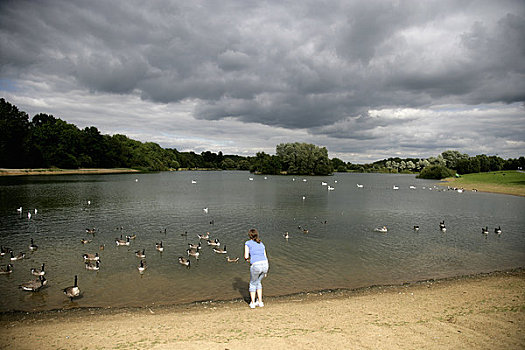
<box><xmin>322</xmin><ymin>182</ymin><xmax>328</xmax><ymax>186</ymax></box>
<box><xmin>409</xmin><ymin>186</ymin><xmax>416</xmax><ymax>189</ymax></box>
<box><xmin>17</xmin><ymin>207</ymin><xmax>22</xmax><ymax>213</ymax></box>
<box><xmin>191</xmin><ymin>180</ymin><xmax>197</xmax><ymax>184</ymax></box>
<box><xmin>375</xmin><ymin>226</ymin><xmax>388</xmax><ymax>233</ymax></box>
<box><xmin>356</xmin><ymin>184</ymin><xmax>363</xmax><ymax>188</ymax></box>
<box><xmin>203</xmin><ymin>207</ymin><xmax>209</xmax><ymax>214</ymax></box>
<box><xmin>27</xmin><ymin>211</ymin><xmax>31</xmax><ymax>219</ymax></box>
<box><xmin>63</xmin><ymin>275</ymin><xmax>80</xmax><ymax>300</ymax></box>
<box><xmin>393</xmin><ymin>185</ymin><xmax>399</xmax><ymax>190</ymax></box>
<box><xmin>327</xmin><ymin>186</ymin><xmax>335</xmax><ymax>191</ymax></box>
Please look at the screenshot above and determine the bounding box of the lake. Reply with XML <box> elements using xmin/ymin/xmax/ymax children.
<box><xmin>0</xmin><ymin>171</ymin><xmax>524</xmax><ymax>312</ymax></box>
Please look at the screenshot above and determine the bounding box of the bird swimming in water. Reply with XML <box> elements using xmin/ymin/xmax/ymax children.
<box><xmin>63</xmin><ymin>275</ymin><xmax>80</xmax><ymax>300</ymax></box>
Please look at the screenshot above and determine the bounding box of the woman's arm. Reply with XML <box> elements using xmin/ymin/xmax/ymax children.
<box><xmin>244</xmin><ymin>244</ymin><xmax>250</xmax><ymax>260</ymax></box>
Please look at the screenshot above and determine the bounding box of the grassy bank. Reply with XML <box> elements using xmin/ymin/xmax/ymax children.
<box><xmin>0</xmin><ymin>168</ymin><xmax>140</xmax><ymax>176</ymax></box>
<box><xmin>441</xmin><ymin>170</ymin><xmax>525</xmax><ymax>197</ymax></box>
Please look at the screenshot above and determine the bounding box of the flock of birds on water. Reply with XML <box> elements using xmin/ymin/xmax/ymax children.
<box><xmin>0</xmin><ymin>176</ymin><xmax>504</xmax><ymax>305</ymax></box>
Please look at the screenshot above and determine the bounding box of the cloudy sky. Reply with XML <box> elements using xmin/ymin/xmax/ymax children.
<box><xmin>1</xmin><ymin>0</ymin><xmax>524</xmax><ymax>163</ymax></box>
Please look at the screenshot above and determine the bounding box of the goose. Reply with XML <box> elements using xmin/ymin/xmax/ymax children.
<box><xmin>495</xmin><ymin>226</ymin><xmax>502</xmax><ymax>235</ymax></box>
<box><xmin>356</xmin><ymin>184</ymin><xmax>363</xmax><ymax>188</ymax></box>
<box><xmin>0</xmin><ymin>246</ymin><xmax>11</xmax><ymax>256</ymax></box>
<box><xmin>186</xmin><ymin>248</ymin><xmax>200</xmax><ymax>259</ymax></box>
<box><xmin>226</xmin><ymin>256</ymin><xmax>239</xmax><ymax>263</ymax></box>
<box><xmin>20</xmin><ymin>276</ymin><xmax>47</xmax><ymax>292</ymax></box>
<box><xmin>178</xmin><ymin>257</ymin><xmax>191</xmax><ymax>268</ymax></box>
<box><xmin>82</xmin><ymin>253</ymin><xmax>100</xmax><ymax>261</ymax></box>
<box><xmin>29</xmin><ymin>238</ymin><xmax>38</xmax><ymax>251</ymax></box>
<box><xmin>302</xmin><ymin>229</ymin><xmax>309</xmax><ymax>234</ymax></box>
<box><xmin>80</xmin><ymin>239</ymin><xmax>92</xmax><ymax>244</ymax></box>
<box><xmin>375</xmin><ymin>226</ymin><xmax>388</xmax><ymax>233</ymax></box>
<box><xmin>0</xmin><ymin>264</ymin><xmax>13</xmax><ymax>274</ymax></box>
<box><xmin>116</xmin><ymin>237</ymin><xmax>130</xmax><ymax>246</ymax></box>
<box><xmin>10</xmin><ymin>251</ymin><xmax>25</xmax><ymax>261</ymax></box>
<box><xmin>126</xmin><ymin>234</ymin><xmax>137</xmax><ymax>240</ymax></box>
<box><xmin>188</xmin><ymin>242</ymin><xmax>202</xmax><ymax>251</ymax></box>
<box><xmin>482</xmin><ymin>226</ymin><xmax>489</xmax><ymax>235</ymax></box>
<box><xmin>63</xmin><ymin>275</ymin><xmax>80</xmax><ymax>300</ymax></box>
<box><xmin>413</xmin><ymin>225</ymin><xmax>420</xmax><ymax>231</ymax></box>
<box><xmin>207</xmin><ymin>238</ymin><xmax>220</xmax><ymax>247</ymax></box>
<box><xmin>439</xmin><ymin>221</ymin><xmax>446</xmax><ymax>231</ymax></box>
<box><xmin>135</xmin><ymin>249</ymin><xmax>146</xmax><ymax>258</ymax></box>
<box><xmin>198</xmin><ymin>232</ymin><xmax>210</xmax><ymax>240</ymax></box>
<box><xmin>213</xmin><ymin>245</ymin><xmax>227</xmax><ymax>254</ymax></box>
<box><xmin>85</xmin><ymin>260</ymin><xmax>100</xmax><ymax>271</ymax></box>
<box><xmin>31</xmin><ymin>263</ymin><xmax>45</xmax><ymax>276</ymax></box>
<box><xmin>283</xmin><ymin>232</ymin><xmax>289</xmax><ymax>239</ymax></box>
<box><xmin>155</xmin><ymin>241</ymin><xmax>164</xmax><ymax>252</ymax></box>
<box><xmin>86</xmin><ymin>228</ymin><xmax>96</xmax><ymax>235</ymax></box>
<box><xmin>138</xmin><ymin>260</ymin><xmax>147</xmax><ymax>273</ymax></box>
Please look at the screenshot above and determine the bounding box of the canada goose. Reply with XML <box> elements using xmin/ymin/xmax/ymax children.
<box><xmin>85</xmin><ymin>260</ymin><xmax>100</xmax><ymax>271</ymax></box>
<box><xmin>213</xmin><ymin>245</ymin><xmax>227</xmax><ymax>254</ymax></box>
<box><xmin>198</xmin><ymin>232</ymin><xmax>210</xmax><ymax>240</ymax></box>
<box><xmin>155</xmin><ymin>241</ymin><xmax>164</xmax><ymax>252</ymax></box>
<box><xmin>188</xmin><ymin>242</ymin><xmax>201</xmax><ymax>251</ymax></box>
<box><xmin>10</xmin><ymin>251</ymin><xmax>25</xmax><ymax>261</ymax></box>
<box><xmin>82</xmin><ymin>253</ymin><xmax>100</xmax><ymax>261</ymax></box>
<box><xmin>20</xmin><ymin>276</ymin><xmax>47</xmax><ymax>292</ymax></box>
<box><xmin>0</xmin><ymin>246</ymin><xmax>11</xmax><ymax>256</ymax></box>
<box><xmin>86</xmin><ymin>228</ymin><xmax>96</xmax><ymax>234</ymax></box>
<box><xmin>135</xmin><ymin>249</ymin><xmax>146</xmax><ymax>258</ymax></box>
<box><xmin>207</xmin><ymin>238</ymin><xmax>220</xmax><ymax>247</ymax></box>
<box><xmin>31</xmin><ymin>263</ymin><xmax>45</xmax><ymax>276</ymax></box>
<box><xmin>439</xmin><ymin>221</ymin><xmax>446</xmax><ymax>231</ymax></box>
<box><xmin>0</xmin><ymin>264</ymin><xmax>13</xmax><ymax>274</ymax></box>
<box><xmin>283</xmin><ymin>232</ymin><xmax>289</xmax><ymax>239</ymax></box>
<box><xmin>178</xmin><ymin>257</ymin><xmax>191</xmax><ymax>268</ymax></box>
<box><xmin>116</xmin><ymin>237</ymin><xmax>130</xmax><ymax>246</ymax></box>
<box><xmin>29</xmin><ymin>238</ymin><xmax>38</xmax><ymax>251</ymax></box>
<box><xmin>413</xmin><ymin>226</ymin><xmax>420</xmax><ymax>231</ymax></box>
<box><xmin>80</xmin><ymin>239</ymin><xmax>92</xmax><ymax>244</ymax></box>
<box><xmin>482</xmin><ymin>226</ymin><xmax>489</xmax><ymax>234</ymax></box>
<box><xmin>186</xmin><ymin>249</ymin><xmax>200</xmax><ymax>259</ymax></box>
<box><xmin>226</xmin><ymin>256</ymin><xmax>239</xmax><ymax>263</ymax></box>
<box><xmin>63</xmin><ymin>275</ymin><xmax>80</xmax><ymax>300</ymax></box>
<box><xmin>302</xmin><ymin>229</ymin><xmax>309</xmax><ymax>234</ymax></box>
<box><xmin>495</xmin><ymin>226</ymin><xmax>502</xmax><ymax>234</ymax></box>
<box><xmin>375</xmin><ymin>226</ymin><xmax>388</xmax><ymax>233</ymax></box>
<box><xmin>126</xmin><ymin>234</ymin><xmax>137</xmax><ymax>240</ymax></box>
<box><xmin>138</xmin><ymin>260</ymin><xmax>147</xmax><ymax>273</ymax></box>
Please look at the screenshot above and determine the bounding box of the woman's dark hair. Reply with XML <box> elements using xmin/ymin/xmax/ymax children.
<box><xmin>248</xmin><ymin>228</ymin><xmax>261</xmax><ymax>243</ymax></box>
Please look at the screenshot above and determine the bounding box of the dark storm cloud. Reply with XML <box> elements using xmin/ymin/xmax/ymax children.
<box><xmin>1</xmin><ymin>0</ymin><xmax>524</xmax><ymax>162</ymax></box>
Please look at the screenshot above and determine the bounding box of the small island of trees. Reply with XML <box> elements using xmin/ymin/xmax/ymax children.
<box><xmin>1</xmin><ymin>98</ymin><xmax>523</xmax><ymax>178</ymax></box>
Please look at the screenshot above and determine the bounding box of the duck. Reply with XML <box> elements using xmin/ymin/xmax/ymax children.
<box><xmin>85</xmin><ymin>260</ymin><xmax>100</xmax><ymax>271</ymax></box>
<box><xmin>116</xmin><ymin>237</ymin><xmax>130</xmax><ymax>246</ymax></box>
<box><xmin>82</xmin><ymin>253</ymin><xmax>100</xmax><ymax>261</ymax></box>
<box><xmin>20</xmin><ymin>276</ymin><xmax>47</xmax><ymax>292</ymax></box>
<box><xmin>29</xmin><ymin>238</ymin><xmax>38</xmax><ymax>251</ymax></box>
<box><xmin>138</xmin><ymin>260</ymin><xmax>147</xmax><ymax>273</ymax></box>
<box><xmin>178</xmin><ymin>257</ymin><xmax>191</xmax><ymax>268</ymax></box>
<box><xmin>80</xmin><ymin>238</ymin><xmax>92</xmax><ymax>244</ymax></box>
<box><xmin>99</xmin><ymin>244</ymin><xmax>105</xmax><ymax>250</ymax></box>
<box><xmin>10</xmin><ymin>251</ymin><xmax>25</xmax><ymax>261</ymax></box>
<box><xmin>283</xmin><ymin>232</ymin><xmax>289</xmax><ymax>239</ymax></box>
<box><xmin>226</xmin><ymin>256</ymin><xmax>239</xmax><ymax>263</ymax></box>
<box><xmin>188</xmin><ymin>242</ymin><xmax>202</xmax><ymax>251</ymax></box>
<box><xmin>155</xmin><ymin>241</ymin><xmax>164</xmax><ymax>252</ymax></box>
<box><xmin>207</xmin><ymin>238</ymin><xmax>220</xmax><ymax>247</ymax></box>
<box><xmin>198</xmin><ymin>232</ymin><xmax>210</xmax><ymax>240</ymax></box>
<box><xmin>0</xmin><ymin>264</ymin><xmax>13</xmax><ymax>274</ymax></box>
<box><xmin>482</xmin><ymin>226</ymin><xmax>489</xmax><ymax>235</ymax></box>
<box><xmin>135</xmin><ymin>249</ymin><xmax>146</xmax><ymax>258</ymax></box>
<box><xmin>375</xmin><ymin>226</ymin><xmax>388</xmax><ymax>233</ymax></box>
<box><xmin>413</xmin><ymin>225</ymin><xmax>420</xmax><ymax>231</ymax></box>
<box><xmin>495</xmin><ymin>226</ymin><xmax>502</xmax><ymax>235</ymax></box>
<box><xmin>213</xmin><ymin>245</ymin><xmax>227</xmax><ymax>254</ymax></box>
<box><xmin>186</xmin><ymin>248</ymin><xmax>200</xmax><ymax>259</ymax></box>
<box><xmin>302</xmin><ymin>229</ymin><xmax>309</xmax><ymax>234</ymax></box>
<box><xmin>30</xmin><ymin>263</ymin><xmax>45</xmax><ymax>276</ymax></box>
<box><xmin>63</xmin><ymin>275</ymin><xmax>80</xmax><ymax>300</ymax></box>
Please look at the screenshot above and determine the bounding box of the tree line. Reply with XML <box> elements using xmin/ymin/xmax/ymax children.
<box><xmin>1</xmin><ymin>98</ymin><xmax>523</xmax><ymax>177</ymax></box>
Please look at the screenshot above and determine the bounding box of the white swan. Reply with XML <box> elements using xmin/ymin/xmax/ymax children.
<box><xmin>393</xmin><ymin>185</ymin><xmax>399</xmax><ymax>190</ymax></box>
<box><xmin>321</xmin><ymin>182</ymin><xmax>328</xmax><ymax>186</ymax></box>
<box><xmin>191</xmin><ymin>180</ymin><xmax>197</xmax><ymax>184</ymax></box>
<box><xmin>356</xmin><ymin>184</ymin><xmax>363</xmax><ymax>188</ymax></box>
<box><xmin>203</xmin><ymin>207</ymin><xmax>208</xmax><ymax>214</ymax></box>
<box><xmin>327</xmin><ymin>186</ymin><xmax>335</xmax><ymax>191</ymax></box>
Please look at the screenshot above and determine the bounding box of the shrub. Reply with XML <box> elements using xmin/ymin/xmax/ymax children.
<box><xmin>417</xmin><ymin>165</ymin><xmax>455</xmax><ymax>179</ymax></box>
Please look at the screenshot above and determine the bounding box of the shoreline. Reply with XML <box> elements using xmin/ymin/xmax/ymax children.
<box><xmin>1</xmin><ymin>268</ymin><xmax>523</xmax><ymax>349</ymax></box>
<box><xmin>0</xmin><ymin>168</ymin><xmax>140</xmax><ymax>176</ymax></box>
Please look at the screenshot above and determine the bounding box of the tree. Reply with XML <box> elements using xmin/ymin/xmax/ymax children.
<box><xmin>0</xmin><ymin>98</ymin><xmax>30</xmax><ymax>167</ymax></box>
<box><xmin>276</xmin><ymin>142</ymin><xmax>333</xmax><ymax>175</ymax></box>
<box><xmin>417</xmin><ymin>165</ymin><xmax>455</xmax><ymax>179</ymax></box>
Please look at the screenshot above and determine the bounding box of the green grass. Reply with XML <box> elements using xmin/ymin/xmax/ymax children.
<box><xmin>442</xmin><ymin>170</ymin><xmax>525</xmax><ymax>196</ymax></box>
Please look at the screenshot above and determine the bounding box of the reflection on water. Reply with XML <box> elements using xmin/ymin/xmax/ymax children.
<box><xmin>0</xmin><ymin>171</ymin><xmax>524</xmax><ymax>312</ymax></box>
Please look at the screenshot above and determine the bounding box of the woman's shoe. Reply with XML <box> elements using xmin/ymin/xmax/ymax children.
<box><xmin>257</xmin><ymin>301</ymin><xmax>264</xmax><ymax>307</ymax></box>
<box><xmin>249</xmin><ymin>302</ymin><xmax>256</xmax><ymax>309</ymax></box>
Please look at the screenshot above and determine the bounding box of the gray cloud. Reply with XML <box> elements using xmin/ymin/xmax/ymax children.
<box><xmin>1</xmin><ymin>0</ymin><xmax>524</xmax><ymax>163</ymax></box>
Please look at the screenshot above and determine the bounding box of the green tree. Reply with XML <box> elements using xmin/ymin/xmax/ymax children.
<box><xmin>417</xmin><ymin>165</ymin><xmax>455</xmax><ymax>179</ymax></box>
<box><xmin>276</xmin><ymin>142</ymin><xmax>333</xmax><ymax>175</ymax></box>
<box><xmin>0</xmin><ymin>98</ymin><xmax>30</xmax><ymax>167</ymax></box>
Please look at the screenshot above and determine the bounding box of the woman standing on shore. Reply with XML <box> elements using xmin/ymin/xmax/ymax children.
<box><xmin>244</xmin><ymin>228</ymin><xmax>269</xmax><ymax>309</ymax></box>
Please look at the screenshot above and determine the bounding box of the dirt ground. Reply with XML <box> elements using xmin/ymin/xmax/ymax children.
<box><xmin>0</xmin><ymin>269</ymin><xmax>523</xmax><ymax>350</ymax></box>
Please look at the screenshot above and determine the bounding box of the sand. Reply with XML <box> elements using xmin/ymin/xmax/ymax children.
<box><xmin>0</xmin><ymin>269</ymin><xmax>523</xmax><ymax>350</ymax></box>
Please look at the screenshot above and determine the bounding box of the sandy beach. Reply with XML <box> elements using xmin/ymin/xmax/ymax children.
<box><xmin>1</xmin><ymin>269</ymin><xmax>523</xmax><ymax>350</ymax></box>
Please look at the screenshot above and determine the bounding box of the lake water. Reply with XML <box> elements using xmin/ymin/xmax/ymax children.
<box><xmin>0</xmin><ymin>171</ymin><xmax>524</xmax><ymax>312</ymax></box>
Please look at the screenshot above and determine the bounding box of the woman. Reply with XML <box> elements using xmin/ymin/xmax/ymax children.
<box><xmin>244</xmin><ymin>228</ymin><xmax>269</xmax><ymax>308</ymax></box>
